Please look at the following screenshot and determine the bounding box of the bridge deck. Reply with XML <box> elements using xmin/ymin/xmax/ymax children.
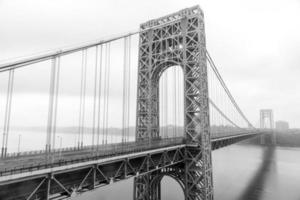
<box><xmin>0</xmin><ymin>133</ymin><xmax>257</xmax><ymax>181</ymax></box>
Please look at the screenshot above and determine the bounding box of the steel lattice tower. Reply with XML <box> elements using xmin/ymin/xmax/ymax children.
<box><xmin>260</xmin><ymin>109</ymin><xmax>274</xmax><ymax>129</ymax></box>
<box><xmin>134</xmin><ymin>6</ymin><xmax>213</xmax><ymax>200</ymax></box>
<box><xmin>260</xmin><ymin>109</ymin><xmax>276</xmax><ymax>145</ymax></box>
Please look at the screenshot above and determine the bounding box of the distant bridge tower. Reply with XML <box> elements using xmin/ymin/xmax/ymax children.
<box><xmin>135</xmin><ymin>5</ymin><xmax>213</xmax><ymax>200</ymax></box>
<box><xmin>260</xmin><ymin>109</ymin><xmax>276</xmax><ymax>145</ymax></box>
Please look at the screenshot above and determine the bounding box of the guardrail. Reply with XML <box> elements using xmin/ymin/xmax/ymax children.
<box><xmin>0</xmin><ymin>137</ymin><xmax>185</xmax><ymax>177</ymax></box>
<box><xmin>4</xmin><ymin>129</ymin><xmax>258</xmax><ymax>159</ymax></box>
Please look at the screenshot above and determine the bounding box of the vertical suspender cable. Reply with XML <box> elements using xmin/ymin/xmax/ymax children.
<box><xmin>219</xmin><ymin>75</ymin><xmax>222</xmax><ymax>131</ymax></box>
<box><xmin>78</xmin><ymin>51</ymin><xmax>84</xmax><ymax>148</ymax></box>
<box><xmin>218</xmin><ymin>75</ymin><xmax>222</xmax><ymax>134</ymax></box>
<box><xmin>1</xmin><ymin>69</ymin><xmax>14</xmax><ymax>158</ymax></box>
<box><xmin>78</xmin><ymin>49</ymin><xmax>87</xmax><ymax>148</ymax></box>
<box><xmin>161</xmin><ymin>74</ymin><xmax>164</xmax><ymax>138</ymax></box>
<box><xmin>102</xmin><ymin>45</ymin><xmax>108</xmax><ymax>145</ymax></box>
<box><xmin>121</xmin><ymin>36</ymin><xmax>132</xmax><ymax>143</ymax></box>
<box><xmin>96</xmin><ymin>45</ymin><xmax>103</xmax><ymax>148</ymax></box>
<box><xmin>46</xmin><ymin>58</ymin><xmax>57</xmax><ymax>154</ymax></box>
<box><xmin>81</xmin><ymin>50</ymin><xmax>87</xmax><ymax>147</ymax></box>
<box><xmin>102</xmin><ymin>43</ymin><xmax>110</xmax><ymax>144</ymax></box>
<box><xmin>178</xmin><ymin>67</ymin><xmax>182</xmax><ymax>136</ymax></box>
<box><xmin>176</xmin><ymin>68</ymin><xmax>178</xmax><ymax>136</ymax></box>
<box><xmin>173</xmin><ymin>67</ymin><xmax>177</xmax><ymax>138</ymax></box>
<box><xmin>92</xmin><ymin>46</ymin><xmax>99</xmax><ymax>148</ymax></box>
<box><xmin>207</xmin><ymin>52</ymin><xmax>253</xmax><ymax>128</ymax></box>
<box><xmin>126</xmin><ymin>36</ymin><xmax>131</xmax><ymax>142</ymax></box>
<box><xmin>122</xmin><ymin>37</ymin><xmax>128</xmax><ymax>143</ymax></box>
<box><xmin>209</xmin><ymin>66</ymin><xmax>214</xmax><ymax>136</ymax></box>
<box><xmin>178</xmin><ymin>72</ymin><xmax>179</xmax><ymax>137</ymax></box>
<box><xmin>164</xmin><ymin>72</ymin><xmax>168</xmax><ymax>138</ymax></box>
<box><xmin>208</xmin><ymin>65</ymin><xmax>212</xmax><ymax>132</ymax></box>
<box><xmin>5</xmin><ymin>70</ymin><xmax>14</xmax><ymax>154</ymax></box>
<box><xmin>212</xmin><ymin>66</ymin><xmax>217</xmax><ymax>135</ymax></box>
<box><xmin>51</xmin><ymin>56</ymin><xmax>61</xmax><ymax>150</ymax></box>
<box><xmin>105</xmin><ymin>43</ymin><xmax>111</xmax><ymax>144</ymax></box>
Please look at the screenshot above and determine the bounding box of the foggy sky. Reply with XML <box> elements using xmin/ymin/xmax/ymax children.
<box><xmin>0</xmin><ymin>0</ymin><xmax>300</xmax><ymax>128</ymax></box>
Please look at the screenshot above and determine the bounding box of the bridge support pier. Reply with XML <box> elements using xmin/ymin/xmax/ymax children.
<box><xmin>260</xmin><ymin>135</ymin><xmax>265</xmax><ymax>145</ymax></box>
<box><xmin>271</xmin><ymin>131</ymin><xmax>277</xmax><ymax>145</ymax></box>
<box><xmin>260</xmin><ymin>132</ymin><xmax>277</xmax><ymax>146</ymax></box>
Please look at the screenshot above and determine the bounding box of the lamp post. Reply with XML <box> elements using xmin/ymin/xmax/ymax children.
<box><xmin>17</xmin><ymin>134</ymin><xmax>21</xmax><ymax>156</ymax></box>
<box><xmin>59</xmin><ymin>136</ymin><xmax>62</xmax><ymax>160</ymax></box>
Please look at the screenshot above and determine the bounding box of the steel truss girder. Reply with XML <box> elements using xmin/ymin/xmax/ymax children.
<box><xmin>0</xmin><ymin>147</ymin><xmax>185</xmax><ymax>200</ymax></box>
<box><xmin>25</xmin><ymin>173</ymin><xmax>72</xmax><ymax>200</ymax></box>
<box><xmin>135</xmin><ymin>5</ymin><xmax>213</xmax><ymax>200</ymax></box>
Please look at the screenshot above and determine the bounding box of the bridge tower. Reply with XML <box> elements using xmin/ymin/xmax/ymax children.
<box><xmin>134</xmin><ymin>5</ymin><xmax>213</xmax><ymax>200</ymax></box>
<box><xmin>260</xmin><ymin>109</ymin><xmax>276</xmax><ymax>145</ymax></box>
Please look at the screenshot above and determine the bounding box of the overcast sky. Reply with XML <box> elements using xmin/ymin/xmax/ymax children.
<box><xmin>0</xmin><ymin>0</ymin><xmax>300</xmax><ymax>128</ymax></box>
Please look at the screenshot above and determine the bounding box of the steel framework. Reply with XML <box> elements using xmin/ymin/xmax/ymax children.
<box><xmin>135</xmin><ymin>5</ymin><xmax>213</xmax><ymax>200</ymax></box>
<box><xmin>260</xmin><ymin>109</ymin><xmax>276</xmax><ymax>145</ymax></box>
<box><xmin>260</xmin><ymin>109</ymin><xmax>274</xmax><ymax>129</ymax></box>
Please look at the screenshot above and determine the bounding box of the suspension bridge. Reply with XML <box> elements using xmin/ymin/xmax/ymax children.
<box><xmin>0</xmin><ymin>5</ymin><xmax>270</xmax><ymax>200</ymax></box>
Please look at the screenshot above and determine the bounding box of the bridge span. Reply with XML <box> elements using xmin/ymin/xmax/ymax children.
<box><xmin>0</xmin><ymin>133</ymin><xmax>259</xmax><ymax>200</ymax></box>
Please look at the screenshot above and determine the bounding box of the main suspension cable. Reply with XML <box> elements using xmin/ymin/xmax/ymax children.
<box><xmin>206</xmin><ymin>50</ymin><xmax>253</xmax><ymax>128</ymax></box>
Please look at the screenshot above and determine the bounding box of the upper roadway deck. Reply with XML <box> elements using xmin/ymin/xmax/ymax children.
<box><xmin>0</xmin><ymin>132</ymin><xmax>258</xmax><ymax>183</ymax></box>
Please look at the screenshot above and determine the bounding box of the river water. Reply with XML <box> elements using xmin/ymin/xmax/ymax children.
<box><xmin>71</xmin><ymin>143</ymin><xmax>300</xmax><ymax>200</ymax></box>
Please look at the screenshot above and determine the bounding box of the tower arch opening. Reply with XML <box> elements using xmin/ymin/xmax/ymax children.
<box><xmin>161</xmin><ymin>176</ymin><xmax>185</xmax><ymax>200</ymax></box>
<box><xmin>158</xmin><ymin>65</ymin><xmax>184</xmax><ymax>139</ymax></box>
<box><xmin>149</xmin><ymin>171</ymin><xmax>185</xmax><ymax>200</ymax></box>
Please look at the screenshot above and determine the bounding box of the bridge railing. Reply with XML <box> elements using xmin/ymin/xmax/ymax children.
<box><xmin>3</xmin><ymin>137</ymin><xmax>184</xmax><ymax>159</ymax></box>
<box><xmin>0</xmin><ymin>137</ymin><xmax>185</xmax><ymax>177</ymax></box>
<box><xmin>211</xmin><ymin>127</ymin><xmax>258</xmax><ymax>138</ymax></box>
<box><xmin>3</xmin><ymin>128</ymin><xmax>260</xmax><ymax>159</ymax></box>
